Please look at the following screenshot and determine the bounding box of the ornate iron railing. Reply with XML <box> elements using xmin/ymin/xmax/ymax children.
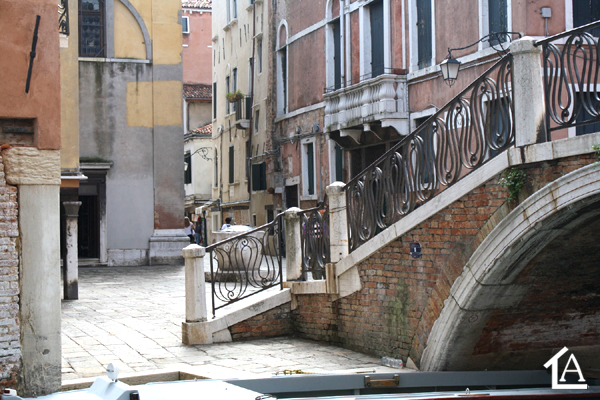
<box><xmin>345</xmin><ymin>55</ymin><xmax>514</xmax><ymax>251</ymax></box>
<box><xmin>206</xmin><ymin>214</ymin><xmax>284</xmax><ymax>317</ymax></box>
<box><xmin>536</xmin><ymin>20</ymin><xmax>600</xmax><ymax>140</ymax></box>
<box><xmin>59</xmin><ymin>0</ymin><xmax>69</xmax><ymax>35</ymax></box>
<box><xmin>299</xmin><ymin>202</ymin><xmax>329</xmax><ymax>281</ymax></box>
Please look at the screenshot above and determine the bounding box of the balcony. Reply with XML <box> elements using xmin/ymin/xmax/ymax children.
<box><xmin>234</xmin><ymin>96</ymin><xmax>252</xmax><ymax>130</ymax></box>
<box><xmin>324</xmin><ymin>70</ymin><xmax>409</xmax><ymax>142</ymax></box>
<box><xmin>59</xmin><ymin>0</ymin><xmax>69</xmax><ymax>35</ymax></box>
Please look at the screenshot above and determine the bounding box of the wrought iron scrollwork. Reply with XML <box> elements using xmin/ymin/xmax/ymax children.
<box><xmin>537</xmin><ymin>20</ymin><xmax>600</xmax><ymax>139</ymax></box>
<box><xmin>207</xmin><ymin>214</ymin><xmax>284</xmax><ymax>317</ymax></box>
<box><xmin>346</xmin><ymin>55</ymin><xmax>514</xmax><ymax>251</ymax></box>
<box><xmin>59</xmin><ymin>0</ymin><xmax>69</xmax><ymax>35</ymax></box>
<box><xmin>299</xmin><ymin>201</ymin><xmax>329</xmax><ymax>281</ymax></box>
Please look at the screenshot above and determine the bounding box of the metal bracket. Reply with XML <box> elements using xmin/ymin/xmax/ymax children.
<box><xmin>364</xmin><ymin>374</ymin><xmax>399</xmax><ymax>388</ymax></box>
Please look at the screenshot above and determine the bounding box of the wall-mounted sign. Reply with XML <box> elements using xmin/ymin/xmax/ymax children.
<box><xmin>0</xmin><ymin>118</ymin><xmax>35</xmax><ymax>146</ymax></box>
<box><xmin>410</xmin><ymin>242</ymin><xmax>421</xmax><ymax>259</ymax></box>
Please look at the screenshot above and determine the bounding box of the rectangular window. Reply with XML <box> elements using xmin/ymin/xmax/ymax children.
<box><xmin>248</xmin><ymin>58</ymin><xmax>253</xmax><ymax>92</ymax></box>
<box><xmin>488</xmin><ymin>0</ymin><xmax>507</xmax><ymax>45</ymax></box>
<box><xmin>303</xmin><ymin>142</ymin><xmax>315</xmax><ymax>196</ymax></box>
<box><xmin>280</xmin><ymin>49</ymin><xmax>288</xmax><ymax>114</ymax></box>
<box><xmin>333</xmin><ymin>19</ymin><xmax>342</xmax><ymax>88</ymax></box>
<box><xmin>184</xmin><ymin>152</ymin><xmax>192</xmax><ymax>184</ymax></box>
<box><xmin>182</xmin><ymin>16</ymin><xmax>190</xmax><ymax>34</ymax></box>
<box><xmin>574</xmin><ymin>0</ymin><xmax>600</xmax><ymax>36</ymax></box>
<box><xmin>246</xmin><ymin>140</ymin><xmax>251</xmax><ymax>184</ymax></box>
<box><xmin>79</xmin><ymin>0</ymin><xmax>106</xmax><ymax>57</ymax></box>
<box><xmin>416</xmin><ymin>0</ymin><xmax>432</xmax><ymax>69</ymax></box>
<box><xmin>226</xmin><ymin>0</ymin><xmax>231</xmax><ymax>22</ymax></box>
<box><xmin>226</xmin><ymin>76</ymin><xmax>230</xmax><ymax>114</ymax></box>
<box><xmin>213</xmin><ymin>82</ymin><xmax>217</xmax><ymax>119</ymax></box>
<box><xmin>254</xmin><ymin>110</ymin><xmax>260</xmax><ymax>134</ymax></box>
<box><xmin>214</xmin><ymin>149</ymin><xmax>219</xmax><ymax>188</ymax></box>
<box><xmin>232</xmin><ymin>68</ymin><xmax>238</xmax><ymax>112</ymax></box>
<box><xmin>252</xmin><ymin>162</ymin><xmax>267</xmax><ymax>191</ymax></box>
<box><xmin>229</xmin><ymin>145</ymin><xmax>235</xmax><ymax>184</ymax></box>
<box><xmin>370</xmin><ymin>0</ymin><xmax>384</xmax><ymax>78</ymax></box>
<box><xmin>257</xmin><ymin>38</ymin><xmax>263</xmax><ymax>73</ymax></box>
<box><xmin>233</xmin><ymin>0</ymin><xmax>238</xmax><ymax>18</ymax></box>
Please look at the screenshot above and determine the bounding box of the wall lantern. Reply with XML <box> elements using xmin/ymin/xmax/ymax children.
<box><xmin>440</xmin><ymin>32</ymin><xmax>522</xmax><ymax>87</ymax></box>
<box><xmin>440</xmin><ymin>56</ymin><xmax>461</xmax><ymax>87</ymax></box>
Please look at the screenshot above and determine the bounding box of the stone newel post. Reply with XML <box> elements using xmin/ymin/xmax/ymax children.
<box><xmin>326</xmin><ymin>182</ymin><xmax>349</xmax><ymax>263</ymax></box>
<box><xmin>63</xmin><ymin>201</ymin><xmax>81</xmax><ymax>300</ymax></box>
<box><xmin>182</xmin><ymin>244</ymin><xmax>207</xmax><ymax>323</ymax></box>
<box><xmin>510</xmin><ymin>37</ymin><xmax>546</xmax><ymax>146</ymax></box>
<box><xmin>284</xmin><ymin>207</ymin><xmax>303</xmax><ymax>281</ymax></box>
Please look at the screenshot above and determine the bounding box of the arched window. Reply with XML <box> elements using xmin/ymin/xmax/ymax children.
<box><xmin>277</xmin><ymin>22</ymin><xmax>288</xmax><ymax>116</ymax></box>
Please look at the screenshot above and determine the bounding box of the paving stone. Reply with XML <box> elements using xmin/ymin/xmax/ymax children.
<box><xmin>61</xmin><ymin>266</ymin><xmax>412</xmax><ymax>383</ymax></box>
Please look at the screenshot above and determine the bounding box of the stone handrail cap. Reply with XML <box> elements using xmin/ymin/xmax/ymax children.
<box><xmin>182</xmin><ymin>244</ymin><xmax>205</xmax><ymax>258</ymax></box>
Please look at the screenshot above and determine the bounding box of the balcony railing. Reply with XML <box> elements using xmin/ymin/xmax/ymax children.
<box><xmin>536</xmin><ymin>20</ymin><xmax>600</xmax><ymax>140</ymax></box>
<box><xmin>324</xmin><ymin>70</ymin><xmax>408</xmax><ymax>134</ymax></box>
<box><xmin>235</xmin><ymin>96</ymin><xmax>252</xmax><ymax>129</ymax></box>
<box><xmin>59</xmin><ymin>0</ymin><xmax>69</xmax><ymax>35</ymax></box>
<box><xmin>344</xmin><ymin>56</ymin><xmax>514</xmax><ymax>251</ymax></box>
<box><xmin>299</xmin><ymin>202</ymin><xmax>329</xmax><ymax>281</ymax></box>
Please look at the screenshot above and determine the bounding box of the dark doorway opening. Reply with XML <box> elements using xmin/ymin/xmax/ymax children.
<box><xmin>285</xmin><ymin>184</ymin><xmax>298</xmax><ymax>208</ymax></box>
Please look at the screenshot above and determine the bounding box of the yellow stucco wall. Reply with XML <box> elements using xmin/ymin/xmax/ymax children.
<box><xmin>126</xmin><ymin>81</ymin><xmax>182</xmax><ymax>127</ymax></box>
<box><xmin>60</xmin><ymin>0</ymin><xmax>79</xmax><ymax>171</ymax></box>
<box><xmin>114</xmin><ymin>0</ymin><xmax>146</xmax><ymax>59</ymax></box>
<box><xmin>153</xmin><ymin>81</ymin><xmax>183</xmax><ymax>126</ymax></box>
<box><xmin>152</xmin><ymin>0</ymin><xmax>182</xmax><ymax>65</ymax></box>
<box><xmin>129</xmin><ymin>0</ymin><xmax>152</xmax><ymax>37</ymax></box>
<box><xmin>126</xmin><ymin>82</ymin><xmax>153</xmax><ymax>128</ymax></box>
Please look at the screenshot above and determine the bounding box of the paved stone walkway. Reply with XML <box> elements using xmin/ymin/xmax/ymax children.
<box><xmin>61</xmin><ymin>265</ymin><xmax>402</xmax><ymax>383</ymax></box>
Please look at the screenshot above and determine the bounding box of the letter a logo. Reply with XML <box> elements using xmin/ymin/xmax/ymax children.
<box><xmin>544</xmin><ymin>347</ymin><xmax>588</xmax><ymax>390</ymax></box>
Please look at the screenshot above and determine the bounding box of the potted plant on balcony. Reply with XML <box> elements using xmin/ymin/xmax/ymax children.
<box><xmin>226</xmin><ymin>89</ymin><xmax>244</xmax><ymax>103</ymax></box>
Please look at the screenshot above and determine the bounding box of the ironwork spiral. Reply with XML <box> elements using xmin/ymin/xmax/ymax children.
<box><xmin>207</xmin><ymin>214</ymin><xmax>283</xmax><ymax>317</ymax></box>
<box><xmin>299</xmin><ymin>202</ymin><xmax>330</xmax><ymax>281</ymax></box>
<box><xmin>59</xmin><ymin>0</ymin><xmax>70</xmax><ymax>36</ymax></box>
<box><xmin>345</xmin><ymin>55</ymin><xmax>514</xmax><ymax>251</ymax></box>
<box><xmin>539</xmin><ymin>22</ymin><xmax>600</xmax><ymax>138</ymax></box>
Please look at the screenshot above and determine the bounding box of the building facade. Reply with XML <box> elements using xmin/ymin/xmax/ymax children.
<box><xmin>77</xmin><ymin>0</ymin><xmax>188</xmax><ymax>266</ymax></box>
<box><xmin>182</xmin><ymin>0</ymin><xmax>213</xmax><ymax>243</ymax></box>
<box><xmin>210</xmin><ymin>0</ymin><xmax>278</xmax><ymax>239</ymax></box>
<box><xmin>265</xmin><ymin>0</ymin><xmax>600</xmax><ymax>212</ymax></box>
<box><xmin>0</xmin><ymin>0</ymin><xmax>64</xmax><ymax>395</ymax></box>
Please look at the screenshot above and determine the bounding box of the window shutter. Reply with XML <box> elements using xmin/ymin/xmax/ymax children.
<box><xmin>229</xmin><ymin>146</ymin><xmax>235</xmax><ymax>184</ymax></box>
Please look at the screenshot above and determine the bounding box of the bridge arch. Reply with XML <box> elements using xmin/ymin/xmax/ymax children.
<box><xmin>421</xmin><ymin>163</ymin><xmax>600</xmax><ymax>371</ymax></box>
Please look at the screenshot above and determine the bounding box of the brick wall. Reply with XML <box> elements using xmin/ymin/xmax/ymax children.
<box><xmin>230</xmin><ymin>303</ymin><xmax>293</xmax><ymax>340</ymax></box>
<box><xmin>0</xmin><ymin>155</ymin><xmax>21</xmax><ymax>390</ymax></box>
<box><xmin>291</xmin><ymin>154</ymin><xmax>596</xmax><ymax>366</ymax></box>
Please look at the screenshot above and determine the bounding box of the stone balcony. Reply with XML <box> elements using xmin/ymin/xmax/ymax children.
<box><xmin>323</xmin><ymin>72</ymin><xmax>409</xmax><ymax>138</ymax></box>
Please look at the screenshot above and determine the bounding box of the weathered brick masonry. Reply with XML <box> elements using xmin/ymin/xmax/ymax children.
<box><xmin>289</xmin><ymin>154</ymin><xmax>596</xmax><ymax>366</ymax></box>
<box><xmin>230</xmin><ymin>303</ymin><xmax>293</xmax><ymax>340</ymax></box>
<box><xmin>0</xmin><ymin>155</ymin><xmax>21</xmax><ymax>390</ymax></box>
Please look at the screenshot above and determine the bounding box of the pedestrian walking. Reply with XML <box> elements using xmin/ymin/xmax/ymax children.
<box><xmin>184</xmin><ymin>217</ymin><xmax>195</xmax><ymax>243</ymax></box>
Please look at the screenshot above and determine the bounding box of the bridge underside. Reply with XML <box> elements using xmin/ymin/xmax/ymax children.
<box><xmin>422</xmin><ymin>164</ymin><xmax>600</xmax><ymax>371</ymax></box>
